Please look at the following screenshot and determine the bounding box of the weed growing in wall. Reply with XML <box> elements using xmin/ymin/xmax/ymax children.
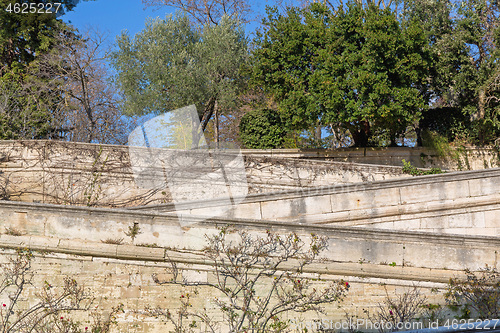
<box><xmin>402</xmin><ymin>159</ymin><xmax>445</xmax><ymax>176</ymax></box>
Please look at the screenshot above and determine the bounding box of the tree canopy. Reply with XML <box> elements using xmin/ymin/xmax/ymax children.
<box><xmin>0</xmin><ymin>0</ymin><xmax>97</xmax><ymax>140</ymax></box>
<box><xmin>251</xmin><ymin>3</ymin><xmax>431</xmax><ymax>147</ymax></box>
<box><xmin>2</xmin><ymin>0</ymin><xmax>500</xmax><ymax>148</ymax></box>
<box><xmin>0</xmin><ymin>0</ymin><xmax>94</xmax><ymax>73</ymax></box>
<box><xmin>111</xmin><ymin>14</ymin><xmax>248</xmax><ymax>136</ymax></box>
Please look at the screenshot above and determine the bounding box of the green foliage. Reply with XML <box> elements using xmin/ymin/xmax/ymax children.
<box><xmin>0</xmin><ymin>0</ymin><xmax>88</xmax><ymax>70</ymax></box>
<box><xmin>0</xmin><ymin>1</ymin><xmax>92</xmax><ymax>140</ymax></box>
<box><xmin>407</xmin><ymin>0</ymin><xmax>500</xmax><ymax>145</ymax></box>
<box><xmin>421</xmin><ymin>130</ymin><xmax>452</xmax><ymax>157</ymax></box>
<box><xmin>239</xmin><ymin>108</ymin><xmax>285</xmax><ymax>149</ymax></box>
<box><xmin>110</xmin><ymin>14</ymin><xmax>248</xmax><ymax>127</ymax></box>
<box><xmin>251</xmin><ymin>4</ymin><xmax>328</xmax><ymax>131</ymax></box>
<box><xmin>402</xmin><ymin>159</ymin><xmax>445</xmax><ymax>176</ymax></box>
<box><xmin>419</xmin><ymin>302</ymin><xmax>447</xmax><ymax>327</ymax></box>
<box><xmin>252</xmin><ymin>3</ymin><xmax>431</xmax><ymax>147</ymax></box>
<box><xmin>419</xmin><ymin>107</ymin><xmax>471</xmax><ymax>143</ymax></box>
<box><xmin>321</xmin><ymin>4</ymin><xmax>431</xmax><ymax>147</ymax></box>
<box><xmin>125</xmin><ymin>223</ymin><xmax>141</xmax><ymax>241</ymax></box>
<box><xmin>0</xmin><ymin>68</ymin><xmax>60</xmax><ymax>140</ymax></box>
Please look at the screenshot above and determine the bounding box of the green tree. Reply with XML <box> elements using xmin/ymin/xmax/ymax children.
<box><xmin>0</xmin><ymin>0</ymin><xmax>91</xmax><ymax>73</ymax></box>
<box><xmin>0</xmin><ymin>70</ymin><xmax>57</xmax><ymax>139</ymax></box>
<box><xmin>447</xmin><ymin>0</ymin><xmax>500</xmax><ymax>143</ymax></box>
<box><xmin>111</xmin><ymin>14</ymin><xmax>248</xmax><ymax>145</ymax></box>
<box><xmin>251</xmin><ymin>4</ymin><xmax>330</xmax><ymax>142</ymax></box>
<box><xmin>405</xmin><ymin>0</ymin><xmax>500</xmax><ymax>144</ymax></box>
<box><xmin>322</xmin><ymin>4</ymin><xmax>431</xmax><ymax>146</ymax></box>
<box><xmin>0</xmin><ymin>0</ymin><xmax>96</xmax><ymax>140</ymax></box>
<box><xmin>239</xmin><ymin>108</ymin><xmax>286</xmax><ymax>149</ymax></box>
<box><xmin>252</xmin><ymin>3</ymin><xmax>431</xmax><ymax>147</ymax></box>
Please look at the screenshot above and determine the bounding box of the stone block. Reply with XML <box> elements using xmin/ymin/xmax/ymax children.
<box><xmin>261</xmin><ymin>199</ymin><xmax>294</xmax><ymax>220</ymax></box>
<box><xmin>395</xmin><ymin>218</ymin><xmax>421</xmax><ymax>231</ymax></box>
<box><xmin>231</xmin><ymin>202</ymin><xmax>263</xmax><ymax>219</ymax></box>
<box><xmin>469</xmin><ymin>177</ymin><xmax>500</xmax><ymax>197</ymax></box>
<box><xmin>484</xmin><ymin>210</ymin><xmax>500</xmax><ymax>228</ymax></box>
<box><xmin>303</xmin><ymin>194</ymin><xmax>332</xmax><ymax>216</ymax></box>
<box><xmin>420</xmin><ymin>216</ymin><xmax>448</xmax><ymax>230</ymax></box>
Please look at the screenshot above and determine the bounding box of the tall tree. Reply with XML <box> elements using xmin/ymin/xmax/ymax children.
<box><xmin>401</xmin><ymin>0</ymin><xmax>500</xmax><ymax>144</ymax></box>
<box><xmin>251</xmin><ymin>4</ymin><xmax>329</xmax><ymax>139</ymax></box>
<box><xmin>0</xmin><ymin>0</ymin><xmax>96</xmax><ymax>140</ymax></box>
<box><xmin>320</xmin><ymin>3</ymin><xmax>431</xmax><ymax>146</ymax></box>
<box><xmin>37</xmin><ymin>28</ymin><xmax>132</xmax><ymax>144</ymax></box>
<box><xmin>446</xmin><ymin>0</ymin><xmax>500</xmax><ymax>143</ymax></box>
<box><xmin>0</xmin><ymin>0</ymin><xmax>94</xmax><ymax>74</ymax></box>
<box><xmin>111</xmin><ymin>14</ymin><xmax>248</xmax><ymax>145</ymax></box>
<box><xmin>0</xmin><ymin>69</ymin><xmax>59</xmax><ymax>139</ymax></box>
<box><xmin>252</xmin><ymin>3</ymin><xmax>430</xmax><ymax>147</ymax></box>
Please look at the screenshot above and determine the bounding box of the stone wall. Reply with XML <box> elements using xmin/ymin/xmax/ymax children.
<box><xmin>0</xmin><ymin>247</ymin><xmax>449</xmax><ymax>333</ymax></box>
<box><xmin>0</xmin><ymin>200</ymin><xmax>498</xmax><ymax>332</ymax></box>
<box><xmin>135</xmin><ymin>168</ymin><xmax>500</xmax><ymax>237</ymax></box>
<box><xmin>0</xmin><ymin>140</ymin><xmax>499</xmax><ymax>331</ymax></box>
<box><xmin>1</xmin><ymin>200</ymin><xmax>496</xmax><ymax>272</ymax></box>
<box><xmin>0</xmin><ymin>140</ymin><xmax>407</xmax><ymax>207</ymax></box>
<box><xmin>242</xmin><ymin>146</ymin><xmax>500</xmax><ymax>170</ymax></box>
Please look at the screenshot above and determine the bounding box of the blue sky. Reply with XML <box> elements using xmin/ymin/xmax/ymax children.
<box><xmin>63</xmin><ymin>0</ymin><xmax>269</xmax><ymax>47</ymax></box>
<box><xmin>64</xmin><ymin>0</ymin><xmax>173</xmax><ymax>44</ymax></box>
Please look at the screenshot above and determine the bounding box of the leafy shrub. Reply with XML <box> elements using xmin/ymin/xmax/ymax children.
<box><xmin>402</xmin><ymin>159</ymin><xmax>444</xmax><ymax>176</ymax></box>
<box><xmin>239</xmin><ymin>108</ymin><xmax>286</xmax><ymax>149</ymax></box>
<box><xmin>421</xmin><ymin>130</ymin><xmax>452</xmax><ymax>157</ymax></box>
<box><xmin>419</xmin><ymin>107</ymin><xmax>471</xmax><ymax>143</ymax></box>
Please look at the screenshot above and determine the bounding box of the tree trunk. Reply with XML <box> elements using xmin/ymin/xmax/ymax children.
<box><xmin>389</xmin><ymin>132</ymin><xmax>398</xmax><ymax>147</ymax></box>
<box><xmin>348</xmin><ymin>121</ymin><xmax>371</xmax><ymax>147</ymax></box>
<box><xmin>200</xmin><ymin>96</ymin><xmax>216</xmax><ymax>132</ymax></box>
<box><xmin>478</xmin><ymin>89</ymin><xmax>486</xmax><ymax>120</ymax></box>
<box><xmin>477</xmin><ymin>88</ymin><xmax>486</xmax><ymax>143</ymax></box>
<box><xmin>315</xmin><ymin>124</ymin><xmax>322</xmax><ymax>142</ymax></box>
<box><xmin>415</xmin><ymin>126</ymin><xmax>423</xmax><ymax>147</ymax></box>
<box><xmin>214</xmin><ymin>101</ymin><xmax>219</xmax><ymax>149</ymax></box>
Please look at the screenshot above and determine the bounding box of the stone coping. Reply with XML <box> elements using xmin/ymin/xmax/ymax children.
<box><xmin>0</xmin><ymin>139</ymin><xmax>406</xmax><ymax>171</ymax></box>
<box><xmin>1</xmin><ymin>199</ymin><xmax>500</xmax><ymax>249</ymax></box>
<box><xmin>309</xmin><ymin>193</ymin><xmax>500</xmax><ymax>225</ymax></box>
<box><xmin>1</xmin><ymin>139</ymin><xmax>493</xmax><ymax>153</ymax></box>
<box><xmin>0</xmin><ymin>234</ymin><xmax>470</xmax><ymax>284</ymax></box>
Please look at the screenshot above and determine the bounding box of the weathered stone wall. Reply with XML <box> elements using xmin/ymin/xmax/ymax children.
<box><xmin>241</xmin><ymin>146</ymin><xmax>500</xmax><ymax>170</ymax></box>
<box><xmin>0</xmin><ymin>140</ymin><xmax>498</xmax><ymax>332</ymax></box>
<box><xmin>1</xmin><ymin>200</ymin><xmax>496</xmax><ymax>272</ymax></box>
<box><xmin>135</xmin><ymin>168</ymin><xmax>500</xmax><ymax>237</ymax></box>
<box><xmin>0</xmin><ymin>247</ymin><xmax>449</xmax><ymax>333</ymax></box>
<box><xmin>0</xmin><ymin>200</ymin><xmax>497</xmax><ymax>332</ymax></box>
<box><xmin>0</xmin><ymin>140</ymin><xmax>407</xmax><ymax>207</ymax></box>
